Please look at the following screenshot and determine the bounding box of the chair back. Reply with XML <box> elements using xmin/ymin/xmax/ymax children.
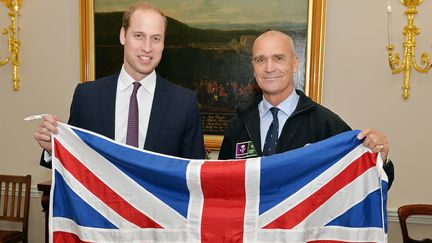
<box><xmin>0</xmin><ymin>174</ymin><xmax>31</xmax><ymax>242</ymax></box>
<box><xmin>398</xmin><ymin>204</ymin><xmax>432</xmax><ymax>243</ymax></box>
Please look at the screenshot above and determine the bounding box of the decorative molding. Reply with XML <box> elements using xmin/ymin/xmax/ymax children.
<box><xmin>388</xmin><ymin>208</ymin><xmax>432</xmax><ymax>224</ymax></box>
<box><xmin>30</xmin><ymin>186</ymin><xmax>43</xmax><ymax>198</ymax></box>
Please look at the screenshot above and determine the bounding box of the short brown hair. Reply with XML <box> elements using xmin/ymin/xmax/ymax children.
<box><xmin>121</xmin><ymin>2</ymin><xmax>167</xmax><ymax>32</ymax></box>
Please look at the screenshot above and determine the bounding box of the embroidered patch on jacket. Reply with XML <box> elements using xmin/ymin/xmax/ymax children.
<box><xmin>235</xmin><ymin>141</ymin><xmax>257</xmax><ymax>158</ymax></box>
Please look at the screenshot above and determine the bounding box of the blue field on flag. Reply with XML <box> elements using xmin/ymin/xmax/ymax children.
<box><xmin>49</xmin><ymin>123</ymin><xmax>388</xmax><ymax>243</ymax></box>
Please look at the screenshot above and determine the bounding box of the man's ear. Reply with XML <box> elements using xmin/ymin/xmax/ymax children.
<box><xmin>119</xmin><ymin>27</ymin><xmax>126</xmax><ymax>45</ymax></box>
<box><xmin>292</xmin><ymin>56</ymin><xmax>299</xmax><ymax>73</ymax></box>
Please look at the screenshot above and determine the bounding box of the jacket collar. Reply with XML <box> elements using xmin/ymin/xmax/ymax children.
<box><xmin>101</xmin><ymin>73</ymin><xmax>120</xmax><ymax>140</ymax></box>
<box><xmin>235</xmin><ymin>90</ymin><xmax>316</xmax><ymax>156</ymax></box>
<box><xmin>144</xmin><ymin>75</ymin><xmax>170</xmax><ymax>150</ymax></box>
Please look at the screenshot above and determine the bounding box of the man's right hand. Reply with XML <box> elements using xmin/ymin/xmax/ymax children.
<box><xmin>33</xmin><ymin>114</ymin><xmax>60</xmax><ymax>153</ymax></box>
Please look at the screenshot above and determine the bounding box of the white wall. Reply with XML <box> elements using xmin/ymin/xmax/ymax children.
<box><xmin>324</xmin><ymin>0</ymin><xmax>432</xmax><ymax>241</ymax></box>
<box><xmin>0</xmin><ymin>1</ymin><xmax>79</xmax><ymax>242</ymax></box>
<box><xmin>0</xmin><ymin>0</ymin><xmax>431</xmax><ymax>242</ymax></box>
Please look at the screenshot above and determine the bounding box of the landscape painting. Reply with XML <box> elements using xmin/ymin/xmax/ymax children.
<box><xmin>82</xmin><ymin>0</ymin><xmax>323</xmax><ymax>149</ymax></box>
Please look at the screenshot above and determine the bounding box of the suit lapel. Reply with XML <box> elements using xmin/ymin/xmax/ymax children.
<box><xmin>101</xmin><ymin>75</ymin><xmax>118</xmax><ymax>140</ymax></box>
<box><xmin>144</xmin><ymin>76</ymin><xmax>169</xmax><ymax>150</ymax></box>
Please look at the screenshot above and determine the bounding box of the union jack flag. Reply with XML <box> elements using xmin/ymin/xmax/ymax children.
<box><xmin>50</xmin><ymin>123</ymin><xmax>388</xmax><ymax>243</ymax></box>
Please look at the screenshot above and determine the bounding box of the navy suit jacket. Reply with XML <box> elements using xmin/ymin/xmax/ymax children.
<box><xmin>41</xmin><ymin>73</ymin><xmax>205</xmax><ymax>168</ymax></box>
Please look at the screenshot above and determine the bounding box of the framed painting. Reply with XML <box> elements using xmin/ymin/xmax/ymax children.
<box><xmin>80</xmin><ymin>0</ymin><xmax>327</xmax><ymax>150</ymax></box>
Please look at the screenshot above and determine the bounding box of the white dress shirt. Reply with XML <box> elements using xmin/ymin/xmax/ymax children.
<box><xmin>258</xmin><ymin>90</ymin><xmax>300</xmax><ymax>150</ymax></box>
<box><xmin>43</xmin><ymin>67</ymin><xmax>156</xmax><ymax>162</ymax></box>
<box><xmin>115</xmin><ymin>66</ymin><xmax>156</xmax><ymax>148</ymax></box>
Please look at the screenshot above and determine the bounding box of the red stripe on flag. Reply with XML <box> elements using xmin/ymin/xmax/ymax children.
<box><xmin>53</xmin><ymin>231</ymin><xmax>91</xmax><ymax>243</ymax></box>
<box><xmin>54</xmin><ymin>139</ymin><xmax>161</xmax><ymax>228</ymax></box>
<box><xmin>200</xmin><ymin>160</ymin><xmax>247</xmax><ymax>243</ymax></box>
<box><xmin>264</xmin><ymin>152</ymin><xmax>377</xmax><ymax>229</ymax></box>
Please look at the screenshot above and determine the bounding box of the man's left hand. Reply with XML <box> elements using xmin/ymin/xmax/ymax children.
<box><xmin>357</xmin><ymin>128</ymin><xmax>389</xmax><ymax>161</ymax></box>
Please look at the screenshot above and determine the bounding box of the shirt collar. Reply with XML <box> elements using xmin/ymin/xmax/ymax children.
<box><xmin>259</xmin><ymin>90</ymin><xmax>300</xmax><ymax>118</ymax></box>
<box><xmin>118</xmin><ymin>65</ymin><xmax>157</xmax><ymax>94</ymax></box>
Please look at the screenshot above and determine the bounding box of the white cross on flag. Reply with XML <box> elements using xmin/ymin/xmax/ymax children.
<box><xmin>49</xmin><ymin>123</ymin><xmax>388</xmax><ymax>243</ymax></box>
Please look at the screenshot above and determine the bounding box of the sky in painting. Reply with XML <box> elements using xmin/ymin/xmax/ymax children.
<box><xmin>94</xmin><ymin>0</ymin><xmax>308</xmax><ymax>25</ymax></box>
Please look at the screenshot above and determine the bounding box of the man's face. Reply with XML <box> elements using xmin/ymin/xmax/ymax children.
<box><xmin>120</xmin><ymin>9</ymin><xmax>165</xmax><ymax>81</ymax></box>
<box><xmin>252</xmin><ymin>32</ymin><xmax>298</xmax><ymax>104</ymax></box>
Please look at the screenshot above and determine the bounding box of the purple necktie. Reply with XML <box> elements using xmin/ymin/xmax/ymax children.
<box><xmin>126</xmin><ymin>82</ymin><xmax>141</xmax><ymax>147</ymax></box>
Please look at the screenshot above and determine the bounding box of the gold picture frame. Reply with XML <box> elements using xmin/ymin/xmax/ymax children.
<box><xmin>79</xmin><ymin>0</ymin><xmax>327</xmax><ymax>150</ymax></box>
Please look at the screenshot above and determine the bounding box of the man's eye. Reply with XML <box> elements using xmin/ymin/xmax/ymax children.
<box><xmin>134</xmin><ymin>34</ymin><xmax>143</xmax><ymax>39</ymax></box>
<box><xmin>275</xmin><ymin>56</ymin><xmax>285</xmax><ymax>61</ymax></box>
<box><xmin>153</xmin><ymin>36</ymin><xmax>161</xmax><ymax>42</ymax></box>
<box><xmin>254</xmin><ymin>58</ymin><xmax>264</xmax><ymax>64</ymax></box>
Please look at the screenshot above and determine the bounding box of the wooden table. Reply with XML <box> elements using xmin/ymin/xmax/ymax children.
<box><xmin>37</xmin><ymin>180</ymin><xmax>51</xmax><ymax>243</ymax></box>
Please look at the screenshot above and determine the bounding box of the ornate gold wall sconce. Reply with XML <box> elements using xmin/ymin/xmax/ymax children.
<box><xmin>386</xmin><ymin>0</ymin><xmax>432</xmax><ymax>99</ymax></box>
<box><xmin>0</xmin><ymin>0</ymin><xmax>22</xmax><ymax>91</ymax></box>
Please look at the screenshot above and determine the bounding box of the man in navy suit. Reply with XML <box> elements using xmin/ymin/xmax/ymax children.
<box><xmin>34</xmin><ymin>2</ymin><xmax>205</xmax><ymax>167</ymax></box>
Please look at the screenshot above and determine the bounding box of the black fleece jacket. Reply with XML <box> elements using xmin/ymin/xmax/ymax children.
<box><xmin>218</xmin><ymin>90</ymin><xmax>394</xmax><ymax>188</ymax></box>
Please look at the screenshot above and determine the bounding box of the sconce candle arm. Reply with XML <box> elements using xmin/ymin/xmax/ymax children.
<box><xmin>387</xmin><ymin>44</ymin><xmax>404</xmax><ymax>74</ymax></box>
<box><xmin>412</xmin><ymin>52</ymin><xmax>432</xmax><ymax>73</ymax></box>
<box><xmin>0</xmin><ymin>0</ymin><xmax>22</xmax><ymax>91</ymax></box>
<box><xmin>0</xmin><ymin>28</ymin><xmax>11</xmax><ymax>65</ymax></box>
<box><xmin>386</xmin><ymin>0</ymin><xmax>431</xmax><ymax>99</ymax></box>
